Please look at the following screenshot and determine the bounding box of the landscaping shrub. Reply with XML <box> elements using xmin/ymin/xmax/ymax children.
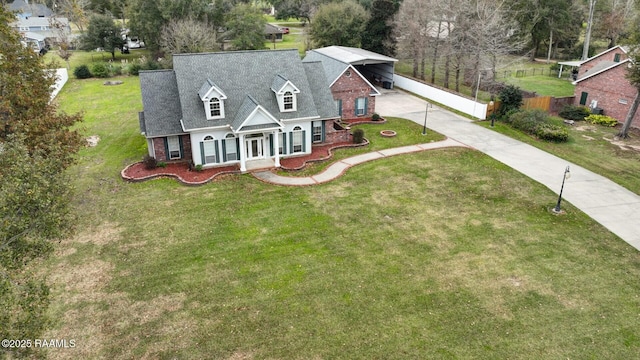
<box><xmin>372</xmin><ymin>113</ymin><xmax>381</xmax><ymax>121</ymax></box>
<box><xmin>535</xmin><ymin>123</ymin><xmax>570</xmax><ymax>142</ymax></box>
<box><xmin>506</xmin><ymin>109</ymin><xmax>569</xmax><ymax>142</ymax></box>
<box><xmin>73</xmin><ymin>65</ymin><xmax>92</xmax><ymax>79</ymax></box>
<box><xmin>497</xmin><ymin>85</ymin><xmax>523</xmax><ymax>118</ymax></box>
<box><xmin>586</xmin><ymin>114</ymin><xmax>618</xmax><ymax>127</ymax></box>
<box><xmin>559</xmin><ymin>105</ymin><xmax>590</xmax><ymax>121</ymax></box>
<box><xmin>110</xmin><ymin>64</ymin><xmax>123</xmax><ymax>76</ymax></box>
<box><xmin>91</xmin><ymin>63</ymin><xmax>110</xmax><ymax>78</ymax></box>
<box><xmin>352</xmin><ymin>128</ymin><xmax>365</xmax><ymax>144</ymax></box>
<box><xmin>127</xmin><ymin>63</ymin><xmax>142</xmax><ymax>76</ymax></box>
<box><xmin>143</xmin><ymin>155</ymin><xmax>157</xmax><ymax>170</ymax></box>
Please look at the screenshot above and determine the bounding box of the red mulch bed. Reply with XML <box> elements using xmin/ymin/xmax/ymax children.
<box><xmin>121</xmin><ymin>162</ymin><xmax>240</xmax><ymax>185</ymax></box>
<box><xmin>121</xmin><ymin>141</ymin><xmax>369</xmax><ymax>184</ymax></box>
<box><xmin>342</xmin><ymin>118</ymin><xmax>387</xmax><ymax>126</ymax></box>
<box><xmin>279</xmin><ymin>140</ymin><xmax>368</xmax><ymax>170</ymax></box>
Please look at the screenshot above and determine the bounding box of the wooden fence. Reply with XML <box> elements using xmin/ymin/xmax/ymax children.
<box><xmin>486</xmin><ymin>95</ymin><xmax>576</xmax><ymax>117</ymax></box>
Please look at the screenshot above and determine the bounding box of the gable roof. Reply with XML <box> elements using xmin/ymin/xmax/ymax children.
<box><xmin>264</xmin><ymin>23</ymin><xmax>284</xmax><ymax>35</ymax></box>
<box><xmin>572</xmin><ymin>59</ymin><xmax>632</xmax><ymax>85</ymax></box>
<box><xmin>140</xmin><ymin>49</ymin><xmax>339</xmax><ymax>137</ymax></box>
<box><xmin>173</xmin><ymin>49</ymin><xmax>325</xmax><ymax>131</ymax></box>
<box><xmin>139</xmin><ymin>70</ymin><xmax>184</xmax><ymax>137</ymax></box>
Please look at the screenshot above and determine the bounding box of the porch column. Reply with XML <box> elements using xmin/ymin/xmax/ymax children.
<box><xmin>239</xmin><ymin>133</ymin><xmax>247</xmax><ymax>172</ymax></box>
<box><xmin>273</xmin><ymin>131</ymin><xmax>280</xmax><ymax>167</ymax></box>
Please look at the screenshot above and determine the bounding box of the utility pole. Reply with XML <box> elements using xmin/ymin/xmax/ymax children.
<box><xmin>582</xmin><ymin>0</ymin><xmax>596</xmax><ymax>60</ymax></box>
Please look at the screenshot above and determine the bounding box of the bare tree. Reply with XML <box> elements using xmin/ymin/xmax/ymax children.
<box><xmin>57</xmin><ymin>0</ymin><xmax>89</xmax><ymax>32</ymax></box>
<box><xmin>159</xmin><ymin>18</ymin><xmax>220</xmax><ymax>60</ymax></box>
<box><xmin>394</xmin><ymin>0</ymin><xmax>431</xmax><ymax>79</ymax></box>
<box><xmin>50</xmin><ymin>16</ymin><xmax>73</xmax><ymax>69</ymax></box>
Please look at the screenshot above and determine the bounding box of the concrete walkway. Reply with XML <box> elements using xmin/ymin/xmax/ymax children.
<box><xmin>376</xmin><ymin>89</ymin><xmax>640</xmax><ymax>251</ymax></box>
<box><xmin>253</xmin><ymin>138</ymin><xmax>469</xmax><ymax>185</ymax></box>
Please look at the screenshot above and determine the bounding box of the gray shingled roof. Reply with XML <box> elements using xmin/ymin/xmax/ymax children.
<box><xmin>302</xmin><ymin>50</ymin><xmax>350</xmax><ymax>85</ymax></box>
<box><xmin>173</xmin><ymin>49</ymin><xmax>321</xmax><ymax>131</ymax></box>
<box><xmin>303</xmin><ymin>61</ymin><xmax>340</xmax><ymax>119</ymax></box>
<box><xmin>139</xmin><ymin>70</ymin><xmax>184</xmax><ymax>137</ymax></box>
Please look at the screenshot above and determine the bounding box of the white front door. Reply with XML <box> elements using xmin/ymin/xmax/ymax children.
<box><xmin>245</xmin><ymin>137</ymin><xmax>264</xmax><ymax>159</ymax></box>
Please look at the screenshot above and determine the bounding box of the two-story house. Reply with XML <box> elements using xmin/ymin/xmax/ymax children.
<box><xmin>138</xmin><ymin>49</ymin><xmax>346</xmax><ymax>172</ymax></box>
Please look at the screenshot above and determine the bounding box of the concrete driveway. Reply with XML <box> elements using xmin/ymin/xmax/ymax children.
<box><xmin>376</xmin><ymin>89</ymin><xmax>640</xmax><ymax>251</ymax></box>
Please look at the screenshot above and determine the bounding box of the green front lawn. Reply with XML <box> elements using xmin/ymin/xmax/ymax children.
<box><xmin>476</xmin><ymin>120</ymin><xmax>640</xmax><ymax>195</ymax></box>
<box><xmin>41</xmin><ymin>76</ymin><xmax>640</xmax><ymax>359</ymax></box>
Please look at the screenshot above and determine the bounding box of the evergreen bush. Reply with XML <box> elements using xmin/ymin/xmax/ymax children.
<box><xmin>559</xmin><ymin>105</ymin><xmax>590</xmax><ymax>121</ymax></box>
<box><xmin>352</xmin><ymin>128</ymin><xmax>365</xmax><ymax>144</ymax></box>
<box><xmin>73</xmin><ymin>65</ymin><xmax>92</xmax><ymax>79</ymax></box>
<box><xmin>143</xmin><ymin>155</ymin><xmax>157</xmax><ymax>170</ymax></box>
<box><xmin>91</xmin><ymin>63</ymin><xmax>110</xmax><ymax>78</ymax></box>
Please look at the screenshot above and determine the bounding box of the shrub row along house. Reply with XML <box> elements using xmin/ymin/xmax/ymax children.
<box><xmin>138</xmin><ymin>47</ymin><xmax>397</xmax><ymax>171</ymax></box>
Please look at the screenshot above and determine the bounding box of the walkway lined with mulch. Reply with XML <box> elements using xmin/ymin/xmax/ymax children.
<box><xmin>121</xmin><ymin>138</ymin><xmax>465</xmax><ymax>186</ymax></box>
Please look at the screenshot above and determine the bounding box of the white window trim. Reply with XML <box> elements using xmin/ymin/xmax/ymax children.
<box><xmin>206</xmin><ymin>97</ymin><xmax>225</xmax><ymax>120</ymax></box>
<box><xmin>225</xmin><ymin>134</ymin><xmax>238</xmax><ymax>161</ymax></box>
<box><xmin>292</xmin><ymin>126</ymin><xmax>303</xmax><ymax>153</ymax></box>
<box><xmin>202</xmin><ymin>136</ymin><xmax>217</xmax><ymax>164</ymax></box>
<box><xmin>167</xmin><ymin>136</ymin><xmax>181</xmax><ymax>160</ymax></box>
<box><xmin>356</xmin><ymin>97</ymin><xmax>366</xmax><ymax>116</ymax></box>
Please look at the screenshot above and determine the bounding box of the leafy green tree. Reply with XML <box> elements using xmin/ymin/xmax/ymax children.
<box><xmin>226</xmin><ymin>3</ymin><xmax>267</xmax><ymax>50</ymax></box>
<box><xmin>309</xmin><ymin>1</ymin><xmax>369</xmax><ymax>48</ymax></box>
<box><xmin>0</xmin><ymin>6</ymin><xmax>82</xmax><ymax>358</ymax></box>
<box><xmin>272</xmin><ymin>0</ymin><xmax>328</xmax><ymax>23</ymax></box>
<box><xmin>128</xmin><ymin>0</ymin><xmax>226</xmax><ymax>52</ymax></box>
<box><xmin>361</xmin><ymin>0</ymin><xmax>401</xmax><ymax>56</ymax></box>
<box><xmin>80</xmin><ymin>13</ymin><xmax>125</xmax><ymax>60</ymax></box>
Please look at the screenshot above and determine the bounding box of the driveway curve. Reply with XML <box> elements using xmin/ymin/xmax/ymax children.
<box><xmin>376</xmin><ymin>89</ymin><xmax>640</xmax><ymax>251</ymax></box>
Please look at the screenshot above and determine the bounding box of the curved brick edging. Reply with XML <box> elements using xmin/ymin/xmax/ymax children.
<box><xmin>121</xmin><ymin>163</ymin><xmax>241</xmax><ymax>186</ymax></box>
<box><xmin>280</xmin><ymin>139</ymin><xmax>370</xmax><ymax>171</ymax></box>
<box><xmin>343</xmin><ymin>118</ymin><xmax>387</xmax><ymax>126</ymax></box>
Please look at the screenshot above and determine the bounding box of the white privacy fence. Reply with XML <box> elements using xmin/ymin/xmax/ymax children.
<box><xmin>50</xmin><ymin>68</ymin><xmax>68</xmax><ymax>101</ymax></box>
<box><xmin>393</xmin><ymin>74</ymin><xmax>488</xmax><ymax>120</ymax></box>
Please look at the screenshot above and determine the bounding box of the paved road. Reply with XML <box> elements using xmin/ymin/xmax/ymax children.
<box><xmin>376</xmin><ymin>89</ymin><xmax>640</xmax><ymax>251</ymax></box>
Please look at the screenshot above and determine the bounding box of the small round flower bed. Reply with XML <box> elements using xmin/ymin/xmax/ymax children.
<box><xmin>380</xmin><ymin>130</ymin><xmax>397</xmax><ymax>137</ymax></box>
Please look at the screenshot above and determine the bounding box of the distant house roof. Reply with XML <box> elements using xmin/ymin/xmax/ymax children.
<box><xmin>560</xmin><ymin>45</ymin><xmax>629</xmax><ymax>69</ymax></box>
<box><xmin>140</xmin><ymin>49</ymin><xmax>339</xmax><ymax>137</ymax></box>
<box><xmin>7</xmin><ymin>0</ymin><xmax>53</xmax><ymax>17</ymax></box>
<box><xmin>264</xmin><ymin>23</ymin><xmax>284</xmax><ymax>35</ymax></box>
<box><xmin>12</xmin><ymin>16</ymin><xmax>69</xmax><ymax>28</ymax></box>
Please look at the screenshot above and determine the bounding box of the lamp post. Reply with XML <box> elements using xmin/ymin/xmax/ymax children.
<box><xmin>489</xmin><ymin>100</ymin><xmax>495</xmax><ymax>127</ymax></box>
<box><xmin>553</xmin><ymin>166</ymin><xmax>571</xmax><ymax>213</ymax></box>
<box><xmin>422</xmin><ymin>102</ymin><xmax>430</xmax><ymax>135</ymax></box>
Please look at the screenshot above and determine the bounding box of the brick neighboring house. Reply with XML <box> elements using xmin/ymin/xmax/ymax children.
<box><xmin>303</xmin><ymin>46</ymin><xmax>397</xmax><ymax>121</ymax></box>
<box><xmin>572</xmin><ymin>45</ymin><xmax>640</xmax><ymax>129</ymax></box>
<box><xmin>138</xmin><ymin>49</ymin><xmax>349</xmax><ymax>172</ymax></box>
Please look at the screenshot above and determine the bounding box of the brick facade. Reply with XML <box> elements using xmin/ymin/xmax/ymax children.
<box><xmin>331</xmin><ymin>70</ymin><xmax>376</xmax><ymax>121</ymax></box>
<box><xmin>579</xmin><ymin>47</ymin><xmax>628</xmax><ymax>77</ymax></box>
<box><xmin>151</xmin><ymin>135</ymin><xmax>192</xmax><ymax>162</ymax></box>
<box><xmin>574</xmin><ymin>64</ymin><xmax>640</xmax><ymax>129</ymax></box>
<box><xmin>323</xmin><ymin>120</ymin><xmax>351</xmax><ymax>143</ymax></box>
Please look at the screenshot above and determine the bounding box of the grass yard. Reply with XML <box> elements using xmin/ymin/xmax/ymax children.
<box><xmin>502</xmin><ymin>75</ymin><xmax>575</xmax><ymax>97</ymax></box>
<box><xmin>41</xmin><ymin>77</ymin><xmax>640</xmax><ymax>359</ymax></box>
<box><xmin>277</xmin><ymin>118</ymin><xmax>446</xmax><ymax>177</ymax></box>
<box><xmin>476</xmin><ymin>120</ymin><xmax>640</xmax><ymax>195</ymax></box>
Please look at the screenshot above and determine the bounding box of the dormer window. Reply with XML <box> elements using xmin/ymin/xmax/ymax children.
<box><xmin>199</xmin><ymin>79</ymin><xmax>227</xmax><ymax>120</ymax></box>
<box><xmin>284</xmin><ymin>92</ymin><xmax>294</xmax><ymax>110</ymax></box>
<box><xmin>271</xmin><ymin>74</ymin><xmax>299</xmax><ymax>112</ymax></box>
<box><xmin>209</xmin><ymin>97</ymin><xmax>222</xmax><ymax>117</ymax></box>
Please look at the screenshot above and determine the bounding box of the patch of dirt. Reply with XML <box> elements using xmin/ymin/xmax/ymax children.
<box><xmin>45</xmin><ymin>222</ymin><xmax>192</xmax><ymax>359</ymax></box>
<box><xmin>604</xmin><ymin>136</ymin><xmax>640</xmax><ymax>152</ymax></box>
<box><xmin>73</xmin><ymin>222</ymin><xmax>122</xmax><ymax>245</ymax></box>
<box><xmin>581</xmin><ymin>135</ymin><xmax>595</xmax><ymax>141</ymax></box>
<box><xmin>575</xmin><ymin>125</ymin><xmax>597</xmax><ymax>132</ymax></box>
